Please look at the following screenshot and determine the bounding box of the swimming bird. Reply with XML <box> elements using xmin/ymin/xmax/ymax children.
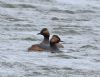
<box><xmin>28</xmin><ymin>28</ymin><xmax>50</xmax><ymax>51</ymax></box>
<box><xmin>38</xmin><ymin>28</ymin><xmax>50</xmax><ymax>48</ymax></box>
<box><xmin>50</xmin><ymin>35</ymin><xmax>63</xmax><ymax>53</ymax></box>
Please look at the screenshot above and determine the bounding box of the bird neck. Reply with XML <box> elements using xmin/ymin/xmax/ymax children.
<box><xmin>41</xmin><ymin>35</ymin><xmax>49</xmax><ymax>44</ymax></box>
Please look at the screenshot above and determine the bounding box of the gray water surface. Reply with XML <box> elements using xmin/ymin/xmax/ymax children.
<box><xmin>0</xmin><ymin>0</ymin><xmax>100</xmax><ymax>77</ymax></box>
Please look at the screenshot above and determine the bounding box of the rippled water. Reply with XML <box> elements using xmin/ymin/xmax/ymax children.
<box><xmin>0</xmin><ymin>0</ymin><xmax>100</xmax><ymax>77</ymax></box>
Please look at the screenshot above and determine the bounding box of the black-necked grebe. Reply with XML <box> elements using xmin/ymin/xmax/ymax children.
<box><xmin>50</xmin><ymin>35</ymin><xmax>63</xmax><ymax>52</ymax></box>
<box><xmin>28</xmin><ymin>28</ymin><xmax>50</xmax><ymax>51</ymax></box>
<box><xmin>38</xmin><ymin>28</ymin><xmax>50</xmax><ymax>48</ymax></box>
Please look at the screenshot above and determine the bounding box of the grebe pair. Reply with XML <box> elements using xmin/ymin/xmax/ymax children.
<box><xmin>28</xmin><ymin>28</ymin><xmax>63</xmax><ymax>52</ymax></box>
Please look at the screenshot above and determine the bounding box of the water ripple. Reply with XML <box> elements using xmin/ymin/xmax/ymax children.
<box><xmin>0</xmin><ymin>0</ymin><xmax>100</xmax><ymax>77</ymax></box>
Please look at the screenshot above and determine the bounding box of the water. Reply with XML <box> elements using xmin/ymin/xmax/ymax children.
<box><xmin>0</xmin><ymin>0</ymin><xmax>100</xmax><ymax>77</ymax></box>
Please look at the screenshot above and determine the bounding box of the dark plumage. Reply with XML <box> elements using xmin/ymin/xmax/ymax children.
<box><xmin>28</xmin><ymin>28</ymin><xmax>64</xmax><ymax>52</ymax></box>
<box><xmin>50</xmin><ymin>35</ymin><xmax>63</xmax><ymax>53</ymax></box>
<box><xmin>28</xmin><ymin>28</ymin><xmax>50</xmax><ymax>51</ymax></box>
